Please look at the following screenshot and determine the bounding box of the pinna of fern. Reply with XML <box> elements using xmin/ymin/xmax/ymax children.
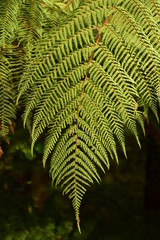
<box><xmin>0</xmin><ymin>0</ymin><xmax>160</xmax><ymax>232</ymax></box>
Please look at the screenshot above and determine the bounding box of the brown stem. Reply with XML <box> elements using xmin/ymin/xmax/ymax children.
<box><xmin>64</xmin><ymin>0</ymin><xmax>72</xmax><ymax>9</ymax></box>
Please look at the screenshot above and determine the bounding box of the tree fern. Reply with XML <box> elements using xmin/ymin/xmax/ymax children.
<box><xmin>0</xmin><ymin>0</ymin><xmax>160</xmax><ymax>231</ymax></box>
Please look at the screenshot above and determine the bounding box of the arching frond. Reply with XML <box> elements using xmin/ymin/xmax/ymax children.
<box><xmin>2</xmin><ymin>0</ymin><xmax>160</xmax><ymax>230</ymax></box>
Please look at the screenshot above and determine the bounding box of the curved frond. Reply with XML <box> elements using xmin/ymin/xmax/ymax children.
<box><xmin>16</xmin><ymin>0</ymin><xmax>160</xmax><ymax>229</ymax></box>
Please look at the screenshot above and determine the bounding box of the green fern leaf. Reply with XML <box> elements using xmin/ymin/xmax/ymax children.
<box><xmin>0</xmin><ymin>0</ymin><xmax>20</xmax><ymax>48</ymax></box>
<box><xmin>0</xmin><ymin>54</ymin><xmax>16</xmax><ymax>136</ymax></box>
<box><xmin>15</xmin><ymin>0</ymin><xmax>160</xmax><ymax>229</ymax></box>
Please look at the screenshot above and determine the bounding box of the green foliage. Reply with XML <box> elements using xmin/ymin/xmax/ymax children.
<box><xmin>2</xmin><ymin>220</ymin><xmax>73</xmax><ymax>240</ymax></box>
<box><xmin>0</xmin><ymin>0</ymin><xmax>160</xmax><ymax>230</ymax></box>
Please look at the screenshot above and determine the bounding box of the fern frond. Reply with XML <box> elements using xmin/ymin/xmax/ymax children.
<box><xmin>17</xmin><ymin>0</ymin><xmax>43</xmax><ymax>50</ymax></box>
<box><xmin>16</xmin><ymin>0</ymin><xmax>160</xmax><ymax>228</ymax></box>
<box><xmin>0</xmin><ymin>0</ymin><xmax>20</xmax><ymax>48</ymax></box>
<box><xmin>0</xmin><ymin>54</ymin><xmax>16</xmax><ymax>136</ymax></box>
<box><xmin>103</xmin><ymin>1</ymin><xmax>160</xmax><ymax>118</ymax></box>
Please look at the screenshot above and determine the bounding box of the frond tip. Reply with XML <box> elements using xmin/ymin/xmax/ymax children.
<box><xmin>77</xmin><ymin>218</ymin><xmax>81</xmax><ymax>234</ymax></box>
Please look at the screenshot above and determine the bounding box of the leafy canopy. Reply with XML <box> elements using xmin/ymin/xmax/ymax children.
<box><xmin>0</xmin><ymin>0</ymin><xmax>160</xmax><ymax>231</ymax></box>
